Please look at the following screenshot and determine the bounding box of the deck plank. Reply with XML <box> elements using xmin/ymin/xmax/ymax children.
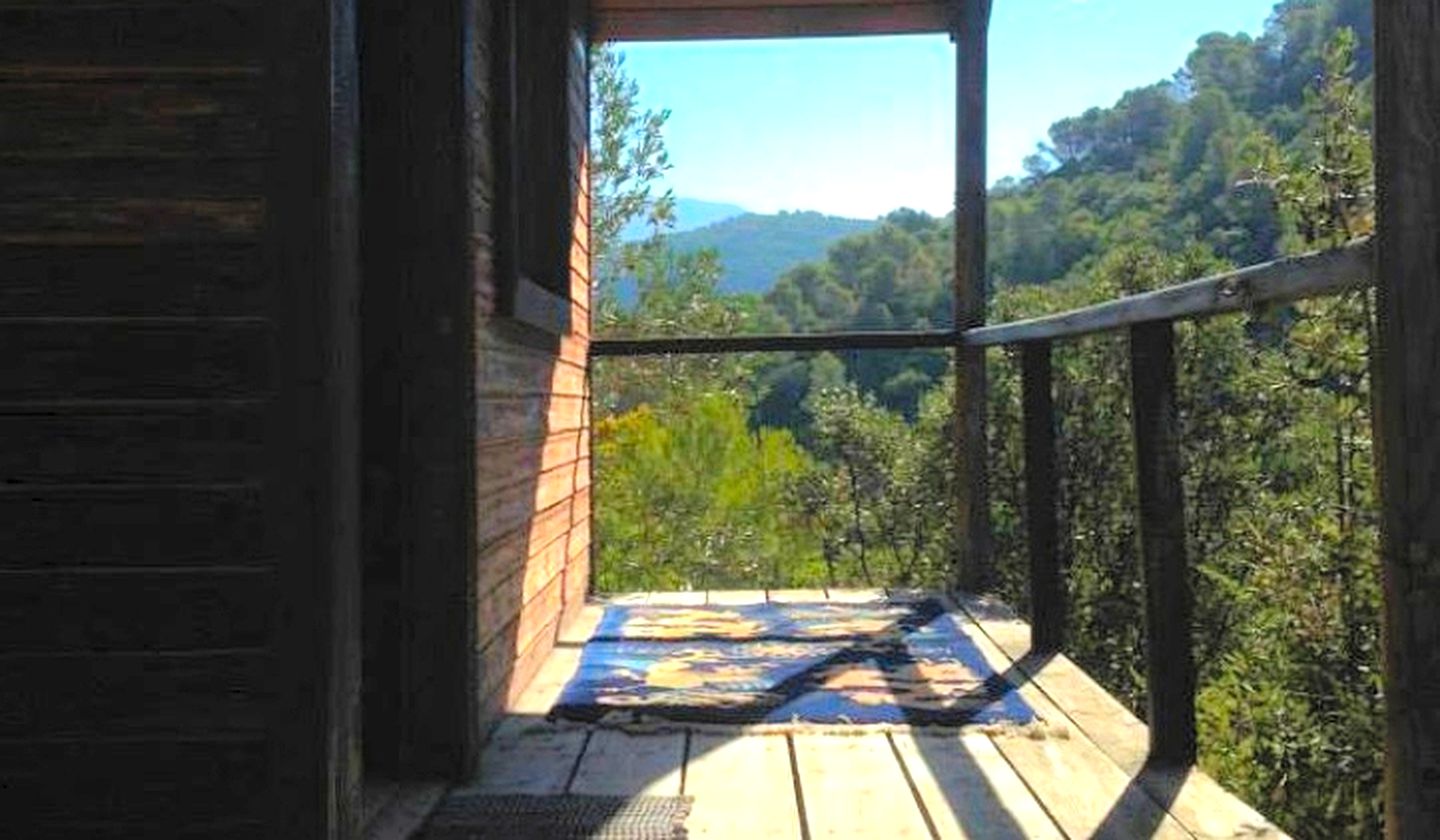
<box><xmin>558</xmin><ymin>603</ymin><xmax>605</xmax><ymax>644</ymax></box>
<box><xmin>951</xmin><ymin>593</ymin><xmax>1287</xmax><ymax>838</ymax></box>
<box><xmin>646</xmin><ymin>591</ymin><xmax>707</xmax><ymax>606</ymax></box>
<box><xmin>935</xmin><ymin>601</ymin><xmax>1190</xmax><ymax>838</ymax></box>
<box><xmin>508</xmin><ymin>606</ymin><xmax>602</xmax><ymax>715</ymax></box>
<box><xmin>891</xmin><ymin>732</ymin><xmax>1064</xmax><ymax>840</ymax></box>
<box><xmin>824</xmin><ymin>588</ymin><xmax>888</xmax><ymax>603</ymax></box>
<box><xmin>686</xmin><ymin>734</ymin><xmax>802</xmax><ymax>839</ymax></box>
<box><xmin>567</xmin><ymin>731</ymin><xmax>686</xmax><ymax>796</ymax></box>
<box><xmin>792</xmin><ymin>734</ymin><xmax>931</xmax><ymax>838</ymax></box>
<box><xmin>707</xmin><ymin>589</ymin><xmax>768</xmax><ymax>606</ymax></box>
<box><xmin>990</xmin><ymin>734</ymin><xmax>1191</xmax><ymax>840</ymax></box>
<box><xmin>766</xmin><ymin>589</ymin><xmax>828</xmax><ymax>603</ymax></box>
<box><xmin>471</xmin><ymin>717</ymin><xmax>587</xmax><ymax>795</ymax></box>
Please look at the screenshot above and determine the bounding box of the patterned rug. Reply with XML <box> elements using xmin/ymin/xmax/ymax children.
<box><xmin>551</xmin><ymin>598</ymin><xmax>1035</xmax><ymax>728</ymax></box>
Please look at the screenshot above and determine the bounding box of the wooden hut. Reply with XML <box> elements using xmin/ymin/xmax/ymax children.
<box><xmin>2</xmin><ymin>1</ymin><xmax>1435</xmax><ymax>836</ymax></box>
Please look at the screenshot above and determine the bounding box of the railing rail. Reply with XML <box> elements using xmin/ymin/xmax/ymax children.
<box><xmin>590</xmin><ymin>239</ymin><xmax>1374</xmax><ymax>359</ymax></box>
<box><xmin>997</xmin><ymin>237</ymin><xmax>1373</xmax><ymax>767</ymax></box>
<box><xmin>588</xmin><ymin>238</ymin><xmax>1376</xmax><ymax>768</ymax></box>
<box><xmin>965</xmin><ymin>238</ymin><xmax>1373</xmax><ymax>346</ymax></box>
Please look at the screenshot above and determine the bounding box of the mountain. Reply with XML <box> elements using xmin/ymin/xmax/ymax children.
<box><xmin>667</xmin><ymin>210</ymin><xmax>878</xmax><ymax>295</ymax></box>
<box><xmin>620</xmin><ymin>197</ymin><xmax>747</xmax><ymax>241</ymax></box>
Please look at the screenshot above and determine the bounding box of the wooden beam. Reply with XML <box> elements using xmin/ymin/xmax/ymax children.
<box><xmin>952</xmin><ymin>0</ymin><xmax>991</xmax><ymax>592</ymax></box>
<box><xmin>266</xmin><ymin>0</ymin><xmax>363</xmax><ymax>835</ymax></box>
<box><xmin>589</xmin><ymin>329</ymin><xmax>958</xmax><ymax>357</ymax></box>
<box><xmin>1372</xmin><ymin>0</ymin><xmax>1440</xmax><ymax>834</ymax></box>
<box><xmin>965</xmin><ymin>239</ymin><xmax>1373</xmax><ymax>347</ymax></box>
<box><xmin>1128</xmin><ymin>320</ymin><xmax>1195</xmax><ymax>767</ymax></box>
<box><xmin>1022</xmin><ymin>340</ymin><xmax>1062</xmax><ymax>653</ymax></box>
<box><xmin>592</xmin><ymin>1</ymin><xmax>949</xmax><ymax>41</ymax></box>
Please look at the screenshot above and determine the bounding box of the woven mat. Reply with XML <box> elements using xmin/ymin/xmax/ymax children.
<box><xmin>420</xmin><ymin>793</ymin><xmax>693</xmax><ymax>840</ymax></box>
<box><xmin>552</xmin><ymin>598</ymin><xmax>1035</xmax><ymax>728</ymax></box>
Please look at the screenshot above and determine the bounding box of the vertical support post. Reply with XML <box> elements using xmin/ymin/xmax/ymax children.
<box><xmin>952</xmin><ymin>0</ymin><xmax>992</xmax><ymax>592</ymax></box>
<box><xmin>1129</xmin><ymin>320</ymin><xmax>1195</xmax><ymax>767</ymax></box>
<box><xmin>1022</xmin><ymin>341</ymin><xmax>1062</xmax><ymax>653</ymax></box>
<box><xmin>268</xmin><ymin>0</ymin><xmax>363</xmax><ymax>834</ymax></box>
<box><xmin>1373</xmin><ymin>1</ymin><xmax>1440</xmax><ymax>833</ymax></box>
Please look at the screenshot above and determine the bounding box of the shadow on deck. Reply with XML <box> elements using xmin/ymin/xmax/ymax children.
<box><xmin>424</xmin><ymin>590</ymin><xmax>1286</xmax><ymax>839</ymax></box>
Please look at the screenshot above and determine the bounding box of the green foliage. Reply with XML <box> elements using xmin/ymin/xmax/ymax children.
<box><xmin>592</xmin><ymin>393</ymin><xmax>822</xmax><ymax>592</ymax></box>
<box><xmin>663</xmin><ymin>211</ymin><xmax>878</xmax><ymax>296</ymax></box>
<box><xmin>590</xmin><ymin>46</ymin><xmax>674</xmax><ymax>266</ymax></box>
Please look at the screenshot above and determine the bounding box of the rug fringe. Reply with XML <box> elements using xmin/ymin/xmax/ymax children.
<box><xmin>529</xmin><ymin>713</ymin><xmax>1068</xmax><ymax>740</ymax></box>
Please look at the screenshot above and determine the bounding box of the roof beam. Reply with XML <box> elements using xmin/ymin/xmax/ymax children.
<box><xmin>592</xmin><ymin>1</ymin><xmax>951</xmax><ymax>41</ymax></box>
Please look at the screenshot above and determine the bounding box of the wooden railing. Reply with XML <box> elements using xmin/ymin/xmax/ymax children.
<box><xmin>588</xmin><ymin>237</ymin><xmax>1375</xmax><ymax>768</ymax></box>
<box><xmin>974</xmin><ymin>238</ymin><xmax>1373</xmax><ymax>766</ymax></box>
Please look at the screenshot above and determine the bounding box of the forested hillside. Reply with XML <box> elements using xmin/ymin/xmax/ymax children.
<box><xmin>666</xmin><ymin>210</ymin><xmax>878</xmax><ymax>294</ymax></box>
<box><xmin>591</xmin><ymin>1</ymin><xmax>1382</xmax><ymax>833</ymax></box>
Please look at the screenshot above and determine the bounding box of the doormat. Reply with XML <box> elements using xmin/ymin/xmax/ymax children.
<box><xmin>551</xmin><ymin>598</ymin><xmax>1035</xmax><ymax>728</ymax></box>
<box><xmin>421</xmin><ymin>793</ymin><xmax>692</xmax><ymax>839</ymax></box>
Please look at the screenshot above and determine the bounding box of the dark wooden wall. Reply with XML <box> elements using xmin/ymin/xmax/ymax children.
<box><xmin>1</xmin><ymin>0</ymin><xmax>362</xmax><ymax>836</ymax></box>
<box><xmin>353</xmin><ymin>0</ymin><xmax>594</xmax><ymax>782</ymax></box>
<box><xmin>0</xmin><ymin>2</ymin><xmax>275</xmax><ymax>835</ymax></box>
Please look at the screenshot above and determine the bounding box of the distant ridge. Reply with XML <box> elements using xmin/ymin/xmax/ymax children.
<box><xmin>619</xmin><ymin>197</ymin><xmax>747</xmax><ymax>241</ymax></box>
<box><xmin>666</xmin><ymin>210</ymin><xmax>878</xmax><ymax>295</ymax></box>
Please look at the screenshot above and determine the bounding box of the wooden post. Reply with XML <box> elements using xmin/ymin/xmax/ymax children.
<box><xmin>952</xmin><ymin>0</ymin><xmax>992</xmax><ymax>592</ymax></box>
<box><xmin>1022</xmin><ymin>341</ymin><xmax>1063</xmax><ymax>653</ymax></box>
<box><xmin>268</xmin><ymin>0</ymin><xmax>364</xmax><ymax>834</ymax></box>
<box><xmin>1129</xmin><ymin>320</ymin><xmax>1196</xmax><ymax>767</ymax></box>
<box><xmin>1373</xmin><ymin>1</ymin><xmax>1440</xmax><ymax>833</ymax></box>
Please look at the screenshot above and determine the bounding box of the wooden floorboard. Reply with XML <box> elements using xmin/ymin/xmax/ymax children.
<box><xmin>470</xmin><ymin>717</ymin><xmax>587</xmax><ymax>795</ymax></box>
<box><xmin>707</xmin><ymin>589</ymin><xmax>767</xmax><ymax>605</ymax></box>
<box><xmin>792</xmin><ymin>734</ymin><xmax>932</xmax><ymax>838</ymax></box>
<box><xmin>646</xmin><ymin>590</ymin><xmax>706</xmax><ymax>606</ymax></box>
<box><xmin>766</xmin><ymin>588</ymin><xmax>828</xmax><ymax>602</ymax></box>
<box><xmin>891</xmin><ymin>732</ymin><xmax>1064</xmax><ymax>840</ymax></box>
<box><xmin>469</xmin><ymin>591</ymin><xmax>1282</xmax><ymax>840</ymax></box>
<box><xmin>950</xmin><ymin>593</ymin><xmax>1286</xmax><ymax>839</ymax></box>
<box><xmin>685</xmin><ymin>734</ymin><xmax>803</xmax><ymax>839</ymax></box>
<box><xmin>567</xmin><ymin>730</ymin><xmax>686</xmax><ymax>797</ymax></box>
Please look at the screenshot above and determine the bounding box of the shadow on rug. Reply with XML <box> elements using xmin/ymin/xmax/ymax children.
<box><xmin>551</xmin><ymin>598</ymin><xmax>1034</xmax><ymax>728</ymax></box>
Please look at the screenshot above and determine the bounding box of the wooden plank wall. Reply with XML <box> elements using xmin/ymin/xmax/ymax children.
<box><xmin>0</xmin><ymin>1</ymin><xmax>276</xmax><ymax>835</ymax></box>
<box><xmin>472</xmin><ymin>1</ymin><xmax>594</xmax><ymax>736</ymax></box>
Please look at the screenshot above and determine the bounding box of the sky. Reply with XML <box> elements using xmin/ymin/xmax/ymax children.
<box><xmin>610</xmin><ymin>0</ymin><xmax>1278</xmax><ymax>219</ymax></box>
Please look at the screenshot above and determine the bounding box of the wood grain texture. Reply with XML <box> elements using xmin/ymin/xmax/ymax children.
<box><xmin>0</xmin><ymin>321</ymin><xmax>274</xmax><ymax>401</ymax></box>
<box><xmin>1</xmin><ymin>650</ymin><xmax>269</xmax><ymax>739</ymax></box>
<box><xmin>0</xmin><ymin>79</ymin><xmax>265</xmax><ymax>159</ymax></box>
<box><xmin>0</xmin><ymin>738</ymin><xmax>268</xmax><ymax>828</ymax></box>
<box><xmin>0</xmin><ymin>406</ymin><xmax>266</xmax><ymax>484</ymax></box>
<box><xmin>686</xmin><ymin>734</ymin><xmax>803</xmax><ymax>839</ymax></box>
<box><xmin>0</xmin><ymin>244</ymin><xmax>267</xmax><ymax>316</ymax></box>
<box><xmin>966</xmin><ymin>239</ymin><xmax>1372</xmax><ymax>346</ymax></box>
<box><xmin>952</xmin><ymin>0</ymin><xmax>992</xmax><ymax>593</ymax></box>
<box><xmin>0</xmin><ymin>484</ymin><xmax>265</xmax><ymax>569</ymax></box>
<box><xmin>891</xmin><ymin>732</ymin><xmax>1063</xmax><ymax>840</ymax></box>
<box><xmin>0</xmin><ymin>568</ymin><xmax>273</xmax><ymax>652</ymax></box>
<box><xmin>1373</xmin><ymin>1</ymin><xmax>1440</xmax><ymax>834</ymax></box>
<box><xmin>792</xmin><ymin>734</ymin><xmax>932</xmax><ymax>838</ymax></box>
<box><xmin>568</xmin><ymin>731</ymin><xmax>686</xmax><ymax>796</ymax></box>
<box><xmin>0</xmin><ymin>2</ymin><xmax>263</xmax><ymax>67</ymax></box>
<box><xmin>1021</xmin><ymin>341</ymin><xmax>1062</xmax><ymax>652</ymax></box>
<box><xmin>1129</xmin><ymin>320</ymin><xmax>1196</xmax><ymax>766</ymax></box>
<box><xmin>470</xmin><ymin>717</ymin><xmax>588</xmax><ymax>794</ymax></box>
<box><xmin>951</xmin><ymin>592</ymin><xmax>1285</xmax><ymax>838</ymax></box>
<box><xmin>594</xmin><ymin>3</ymin><xmax>949</xmax><ymax>40</ymax></box>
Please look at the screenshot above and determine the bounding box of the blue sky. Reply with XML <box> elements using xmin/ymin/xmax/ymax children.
<box><xmin>610</xmin><ymin>0</ymin><xmax>1278</xmax><ymax>219</ymax></box>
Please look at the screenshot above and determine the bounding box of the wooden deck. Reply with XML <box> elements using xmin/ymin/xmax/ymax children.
<box><xmin>463</xmin><ymin>590</ymin><xmax>1287</xmax><ymax>839</ymax></box>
